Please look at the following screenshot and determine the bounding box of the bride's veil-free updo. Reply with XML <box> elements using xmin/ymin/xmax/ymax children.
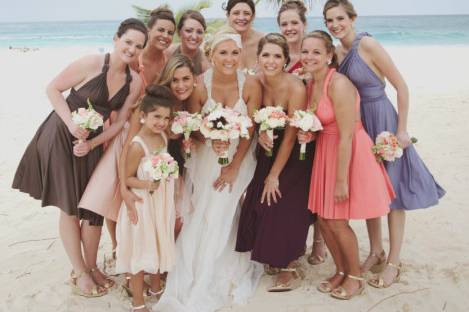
<box><xmin>203</xmin><ymin>25</ymin><xmax>242</xmax><ymax>59</ymax></box>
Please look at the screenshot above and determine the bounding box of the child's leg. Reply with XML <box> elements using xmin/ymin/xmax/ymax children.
<box><xmin>149</xmin><ymin>272</ymin><xmax>163</xmax><ymax>294</ymax></box>
<box><xmin>130</xmin><ymin>271</ymin><xmax>145</xmax><ymax>307</ymax></box>
<box><xmin>105</xmin><ymin>218</ymin><xmax>117</xmax><ymax>258</ymax></box>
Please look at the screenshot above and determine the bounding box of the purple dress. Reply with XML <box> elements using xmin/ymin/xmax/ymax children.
<box><xmin>338</xmin><ymin>33</ymin><xmax>445</xmax><ymax>210</ymax></box>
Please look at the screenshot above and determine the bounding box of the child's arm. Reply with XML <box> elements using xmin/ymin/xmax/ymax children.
<box><xmin>125</xmin><ymin>142</ymin><xmax>160</xmax><ymax>191</ymax></box>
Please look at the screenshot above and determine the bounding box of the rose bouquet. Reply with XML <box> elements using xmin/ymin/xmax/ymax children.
<box><xmin>253</xmin><ymin>106</ymin><xmax>288</xmax><ymax>157</ymax></box>
<box><xmin>289</xmin><ymin>110</ymin><xmax>323</xmax><ymax>160</ymax></box>
<box><xmin>200</xmin><ymin>104</ymin><xmax>253</xmax><ymax>165</ymax></box>
<box><xmin>171</xmin><ymin>111</ymin><xmax>202</xmax><ymax>158</ymax></box>
<box><xmin>372</xmin><ymin>131</ymin><xmax>418</xmax><ymax>162</ymax></box>
<box><xmin>71</xmin><ymin>98</ymin><xmax>104</xmax><ymax>142</ymax></box>
<box><xmin>142</xmin><ymin>152</ymin><xmax>179</xmax><ymax>194</ymax></box>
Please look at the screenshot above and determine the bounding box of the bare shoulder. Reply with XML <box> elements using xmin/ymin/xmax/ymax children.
<box><xmin>129</xmin><ymin>71</ymin><xmax>143</xmax><ymax>91</ymax></box>
<box><xmin>244</xmin><ymin>74</ymin><xmax>262</xmax><ymax>93</ymax></box>
<box><xmin>329</xmin><ymin>72</ymin><xmax>355</xmax><ymax>94</ymax></box>
<box><xmin>73</xmin><ymin>54</ymin><xmax>103</xmax><ymax>71</ymax></box>
<box><xmin>128</xmin><ymin>140</ymin><xmax>145</xmax><ymax>157</ymax></box>
<box><xmin>360</xmin><ymin>35</ymin><xmax>382</xmax><ymax>53</ymax></box>
<box><xmin>286</xmin><ymin>74</ymin><xmax>306</xmax><ymax>92</ymax></box>
<box><xmin>165</xmin><ymin>44</ymin><xmax>178</xmax><ymax>57</ymax></box>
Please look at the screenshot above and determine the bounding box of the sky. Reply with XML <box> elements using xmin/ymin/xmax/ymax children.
<box><xmin>1</xmin><ymin>0</ymin><xmax>469</xmax><ymax>23</ymax></box>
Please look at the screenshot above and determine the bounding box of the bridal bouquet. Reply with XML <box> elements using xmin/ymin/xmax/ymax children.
<box><xmin>372</xmin><ymin>131</ymin><xmax>418</xmax><ymax>162</ymax></box>
<box><xmin>71</xmin><ymin>98</ymin><xmax>104</xmax><ymax>142</ymax></box>
<box><xmin>200</xmin><ymin>104</ymin><xmax>253</xmax><ymax>165</ymax></box>
<box><xmin>142</xmin><ymin>152</ymin><xmax>179</xmax><ymax>194</ymax></box>
<box><xmin>171</xmin><ymin>111</ymin><xmax>202</xmax><ymax>158</ymax></box>
<box><xmin>289</xmin><ymin>110</ymin><xmax>323</xmax><ymax>160</ymax></box>
<box><xmin>253</xmin><ymin>106</ymin><xmax>288</xmax><ymax>157</ymax></box>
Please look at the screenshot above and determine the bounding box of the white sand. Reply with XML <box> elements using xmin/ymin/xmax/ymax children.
<box><xmin>1</xmin><ymin>45</ymin><xmax>468</xmax><ymax>312</ymax></box>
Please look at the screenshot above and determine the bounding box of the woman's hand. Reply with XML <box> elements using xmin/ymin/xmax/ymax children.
<box><xmin>126</xmin><ymin>205</ymin><xmax>138</xmax><ymax>225</ymax></box>
<box><xmin>297</xmin><ymin>130</ymin><xmax>315</xmax><ymax>144</ymax></box>
<box><xmin>122</xmin><ymin>187</ymin><xmax>142</xmax><ymax>220</ymax></box>
<box><xmin>213</xmin><ymin>163</ymin><xmax>240</xmax><ymax>192</ymax></box>
<box><xmin>211</xmin><ymin>140</ymin><xmax>230</xmax><ymax>156</ymax></box>
<box><xmin>396</xmin><ymin>129</ymin><xmax>412</xmax><ymax>149</ymax></box>
<box><xmin>334</xmin><ymin>181</ymin><xmax>349</xmax><ymax>203</ymax></box>
<box><xmin>258</xmin><ymin>130</ymin><xmax>276</xmax><ymax>152</ymax></box>
<box><xmin>73</xmin><ymin>140</ymin><xmax>91</xmax><ymax>157</ymax></box>
<box><xmin>261</xmin><ymin>174</ymin><xmax>282</xmax><ymax>206</ymax></box>
<box><xmin>146</xmin><ymin>180</ymin><xmax>160</xmax><ymax>192</ymax></box>
<box><xmin>68</xmin><ymin>123</ymin><xmax>89</xmax><ymax>141</ymax></box>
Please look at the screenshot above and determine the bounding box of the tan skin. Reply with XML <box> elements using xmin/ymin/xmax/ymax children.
<box><xmin>227</xmin><ymin>3</ymin><xmax>264</xmax><ymax>70</ymax></box>
<box><xmin>124</xmin><ymin>106</ymin><xmax>171</xmax><ymax>311</ymax></box>
<box><xmin>326</xmin><ymin>4</ymin><xmax>410</xmax><ymax>285</ymax></box>
<box><xmin>278</xmin><ymin>9</ymin><xmax>306</xmax><ymax>72</ymax></box>
<box><xmin>301</xmin><ymin>36</ymin><xmax>364</xmax><ymax>296</ymax></box>
<box><xmin>188</xmin><ymin>39</ymin><xmax>262</xmax><ymax>192</ymax></box>
<box><xmin>45</xmin><ymin>28</ymin><xmax>144</xmax><ymax>295</ymax></box>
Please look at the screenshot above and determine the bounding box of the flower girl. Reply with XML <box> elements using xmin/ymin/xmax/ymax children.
<box><xmin>116</xmin><ymin>85</ymin><xmax>177</xmax><ymax>312</ymax></box>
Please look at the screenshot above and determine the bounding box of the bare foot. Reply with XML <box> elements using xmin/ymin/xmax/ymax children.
<box><xmin>89</xmin><ymin>267</ymin><xmax>115</xmax><ymax>289</ymax></box>
<box><xmin>72</xmin><ymin>271</ymin><xmax>107</xmax><ymax>296</ymax></box>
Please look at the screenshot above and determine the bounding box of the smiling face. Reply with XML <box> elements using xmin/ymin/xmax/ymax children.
<box><xmin>170</xmin><ymin>66</ymin><xmax>195</xmax><ymax>101</ymax></box>
<box><xmin>258</xmin><ymin>43</ymin><xmax>287</xmax><ymax>77</ymax></box>
<box><xmin>227</xmin><ymin>3</ymin><xmax>254</xmax><ymax>34</ymax></box>
<box><xmin>278</xmin><ymin>9</ymin><xmax>305</xmax><ymax>45</ymax></box>
<box><xmin>114</xmin><ymin>29</ymin><xmax>146</xmax><ymax>64</ymax></box>
<box><xmin>179</xmin><ymin>18</ymin><xmax>205</xmax><ymax>51</ymax></box>
<box><xmin>148</xmin><ymin>19</ymin><xmax>175</xmax><ymax>51</ymax></box>
<box><xmin>211</xmin><ymin>39</ymin><xmax>241</xmax><ymax>75</ymax></box>
<box><xmin>300</xmin><ymin>37</ymin><xmax>332</xmax><ymax>74</ymax></box>
<box><xmin>142</xmin><ymin>105</ymin><xmax>171</xmax><ymax>134</ymax></box>
<box><xmin>324</xmin><ymin>5</ymin><xmax>355</xmax><ymax>40</ymax></box>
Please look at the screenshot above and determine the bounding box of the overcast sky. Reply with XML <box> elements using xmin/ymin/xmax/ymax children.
<box><xmin>1</xmin><ymin>0</ymin><xmax>469</xmax><ymax>22</ymax></box>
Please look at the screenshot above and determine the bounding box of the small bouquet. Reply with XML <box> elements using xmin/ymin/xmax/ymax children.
<box><xmin>289</xmin><ymin>110</ymin><xmax>323</xmax><ymax>160</ymax></box>
<box><xmin>200</xmin><ymin>103</ymin><xmax>253</xmax><ymax>165</ymax></box>
<box><xmin>171</xmin><ymin>111</ymin><xmax>202</xmax><ymax>158</ymax></box>
<box><xmin>71</xmin><ymin>98</ymin><xmax>104</xmax><ymax>142</ymax></box>
<box><xmin>242</xmin><ymin>68</ymin><xmax>257</xmax><ymax>76</ymax></box>
<box><xmin>291</xmin><ymin>67</ymin><xmax>311</xmax><ymax>81</ymax></box>
<box><xmin>253</xmin><ymin>106</ymin><xmax>288</xmax><ymax>157</ymax></box>
<box><xmin>142</xmin><ymin>152</ymin><xmax>179</xmax><ymax>194</ymax></box>
<box><xmin>372</xmin><ymin>131</ymin><xmax>418</xmax><ymax>162</ymax></box>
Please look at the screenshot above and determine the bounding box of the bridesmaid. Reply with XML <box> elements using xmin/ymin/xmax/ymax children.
<box><xmin>277</xmin><ymin>0</ymin><xmax>327</xmax><ymax>265</ymax></box>
<box><xmin>323</xmin><ymin>0</ymin><xmax>445</xmax><ymax>287</ymax></box>
<box><xmin>166</xmin><ymin>10</ymin><xmax>210</xmax><ymax>75</ymax></box>
<box><xmin>301</xmin><ymin>31</ymin><xmax>394</xmax><ymax>299</ymax></box>
<box><xmin>236</xmin><ymin>33</ymin><xmax>313</xmax><ymax>292</ymax></box>
<box><xmin>224</xmin><ymin>0</ymin><xmax>264</xmax><ymax>70</ymax></box>
<box><xmin>11</xmin><ymin>18</ymin><xmax>147</xmax><ymax>297</ymax></box>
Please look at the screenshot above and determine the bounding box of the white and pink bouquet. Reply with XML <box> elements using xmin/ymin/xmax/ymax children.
<box><xmin>71</xmin><ymin>98</ymin><xmax>104</xmax><ymax>142</ymax></box>
<box><xmin>200</xmin><ymin>103</ymin><xmax>253</xmax><ymax>165</ymax></box>
<box><xmin>289</xmin><ymin>110</ymin><xmax>323</xmax><ymax>160</ymax></box>
<box><xmin>142</xmin><ymin>152</ymin><xmax>179</xmax><ymax>194</ymax></box>
<box><xmin>372</xmin><ymin>131</ymin><xmax>403</xmax><ymax>162</ymax></box>
<box><xmin>253</xmin><ymin>106</ymin><xmax>288</xmax><ymax>157</ymax></box>
<box><xmin>171</xmin><ymin>111</ymin><xmax>202</xmax><ymax>158</ymax></box>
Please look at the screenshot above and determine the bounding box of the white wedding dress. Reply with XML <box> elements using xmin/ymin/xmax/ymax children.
<box><xmin>155</xmin><ymin>69</ymin><xmax>262</xmax><ymax>312</ymax></box>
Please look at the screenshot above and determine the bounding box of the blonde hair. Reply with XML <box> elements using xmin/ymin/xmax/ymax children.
<box><xmin>156</xmin><ymin>54</ymin><xmax>195</xmax><ymax>87</ymax></box>
<box><xmin>203</xmin><ymin>25</ymin><xmax>241</xmax><ymax>59</ymax></box>
<box><xmin>302</xmin><ymin>30</ymin><xmax>338</xmax><ymax>69</ymax></box>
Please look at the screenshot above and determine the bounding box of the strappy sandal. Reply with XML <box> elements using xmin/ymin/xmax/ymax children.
<box><xmin>90</xmin><ymin>267</ymin><xmax>115</xmax><ymax>289</ymax></box>
<box><xmin>317</xmin><ymin>271</ymin><xmax>344</xmax><ymax>293</ymax></box>
<box><xmin>368</xmin><ymin>262</ymin><xmax>402</xmax><ymax>288</ymax></box>
<box><xmin>361</xmin><ymin>250</ymin><xmax>386</xmax><ymax>273</ymax></box>
<box><xmin>267</xmin><ymin>267</ymin><xmax>304</xmax><ymax>292</ymax></box>
<box><xmin>307</xmin><ymin>240</ymin><xmax>328</xmax><ymax>265</ymax></box>
<box><xmin>330</xmin><ymin>274</ymin><xmax>366</xmax><ymax>300</ymax></box>
<box><xmin>264</xmin><ymin>264</ymin><xmax>280</xmax><ymax>275</ymax></box>
<box><xmin>131</xmin><ymin>304</ymin><xmax>149</xmax><ymax>312</ymax></box>
<box><xmin>70</xmin><ymin>270</ymin><xmax>107</xmax><ymax>298</ymax></box>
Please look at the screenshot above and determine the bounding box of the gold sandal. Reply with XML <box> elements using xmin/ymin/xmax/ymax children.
<box><xmin>70</xmin><ymin>270</ymin><xmax>107</xmax><ymax>298</ymax></box>
<box><xmin>368</xmin><ymin>262</ymin><xmax>402</xmax><ymax>288</ymax></box>
<box><xmin>330</xmin><ymin>274</ymin><xmax>365</xmax><ymax>300</ymax></box>
<box><xmin>307</xmin><ymin>240</ymin><xmax>328</xmax><ymax>265</ymax></box>
<box><xmin>361</xmin><ymin>250</ymin><xmax>386</xmax><ymax>273</ymax></box>
<box><xmin>268</xmin><ymin>267</ymin><xmax>304</xmax><ymax>292</ymax></box>
<box><xmin>317</xmin><ymin>271</ymin><xmax>344</xmax><ymax>293</ymax></box>
<box><xmin>90</xmin><ymin>267</ymin><xmax>115</xmax><ymax>289</ymax></box>
<box><xmin>131</xmin><ymin>304</ymin><xmax>149</xmax><ymax>312</ymax></box>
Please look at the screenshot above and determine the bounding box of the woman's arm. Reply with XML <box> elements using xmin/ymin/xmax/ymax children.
<box><xmin>330</xmin><ymin>74</ymin><xmax>357</xmax><ymax>203</ymax></box>
<box><xmin>187</xmin><ymin>81</ymin><xmax>207</xmax><ymax>143</ymax></box>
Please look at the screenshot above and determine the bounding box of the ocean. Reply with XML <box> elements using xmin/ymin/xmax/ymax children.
<box><xmin>1</xmin><ymin>15</ymin><xmax>468</xmax><ymax>48</ymax></box>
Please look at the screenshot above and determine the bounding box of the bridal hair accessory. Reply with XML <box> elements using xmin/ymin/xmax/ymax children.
<box><xmin>210</xmin><ymin>33</ymin><xmax>243</xmax><ymax>52</ymax></box>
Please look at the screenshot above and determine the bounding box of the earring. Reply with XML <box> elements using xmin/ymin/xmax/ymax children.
<box><xmin>327</xmin><ymin>60</ymin><xmax>332</xmax><ymax>65</ymax></box>
<box><xmin>193</xmin><ymin>82</ymin><xmax>197</xmax><ymax>88</ymax></box>
<box><xmin>140</xmin><ymin>118</ymin><xmax>145</xmax><ymax>124</ymax></box>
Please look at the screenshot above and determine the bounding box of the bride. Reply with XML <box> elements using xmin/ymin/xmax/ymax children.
<box><xmin>155</xmin><ymin>27</ymin><xmax>263</xmax><ymax>312</ymax></box>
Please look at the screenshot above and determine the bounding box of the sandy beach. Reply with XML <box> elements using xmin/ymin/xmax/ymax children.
<box><xmin>1</xmin><ymin>45</ymin><xmax>468</xmax><ymax>312</ymax></box>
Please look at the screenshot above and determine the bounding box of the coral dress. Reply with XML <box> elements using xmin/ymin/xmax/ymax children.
<box><xmin>308</xmin><ymin>68</ymin><xmax>394</xmax><ymax>220</ymax></box>
<box><xmin>115</xmin><ymin>135</ymin><xmax>176</xmax><ymax>274</ymax></box>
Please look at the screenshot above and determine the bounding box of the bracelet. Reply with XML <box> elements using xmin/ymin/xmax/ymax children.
<box><xmin>89</xmin><ymin>140</ymin><xmax>96</xmax><ymax>151</ymax></box>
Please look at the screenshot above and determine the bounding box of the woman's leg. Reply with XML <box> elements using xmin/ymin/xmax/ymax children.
<box><xmin>318</xmin><ymin>218</ymin><xmax>346</xmax><ymax>289</ymax></box>
<box><xmin>308</xmin><ymin>223</ymin><xmax>327</xmax><ymax>264</ymax></box>
<box><xmin>131</xmin><ymin>271</ymin><xmax>148</xmax><ymax>311</ymax></box>
<box><xmin>361</xmin><ymin>217</ymin><xmax>386</xmax><ymax>273</ymax></box>
<box><xmin>105</xmin><ymin>218</ymin><xmax>117</xmax><ymax>257</ymax></box>
<box><xmin>379</xmin><ymin>209</ymin><xmax>405</xmax><ymax>284</ymax></box>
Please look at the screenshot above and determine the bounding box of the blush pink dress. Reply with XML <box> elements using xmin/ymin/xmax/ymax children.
<box><xmin>308</xmin><ymin>68</ymin><xmax>394</xmax><ymax>220</ymax></box>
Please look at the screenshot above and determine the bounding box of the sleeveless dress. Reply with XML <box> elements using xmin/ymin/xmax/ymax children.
<box><xmin>172</xmin><ymin>45</ymin><xmax>204</xmax><ymax>75</ymax></box>
<box><xmin>309</xmin><ymin>68</ymin><xmax>394</xmax><ymax>220</ymax></box>
<box><xmin>236</xmin><ymin>112</ymin><xmax>315</xmax><ymax>268</ymax></box>
<box><xmin>155</xmin><ymin>69</ymin><xmax>263</xmax><ymax>312</ymax></box>
<box><xmin>12</xmin><ymin>54</ymin><xmax>132</xmax><ymax>226</ymax></box>
<box><xmin>338</xmin><ymin>33</ymin><xmax>445</xmax><ymax>210</ymax></box>
<box><xmin>115</xmin><ymin>134</ymin><xmax>176</xmax><ymax>274</ymax></box>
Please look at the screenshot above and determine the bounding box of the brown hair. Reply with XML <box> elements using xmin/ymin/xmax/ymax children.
<box><xmin>156</xmin><ymin>54</ymin><xmax>195</xmax><ymax>88</ymax></box>
<box><xmin>302</xmin><ymin>30</ymin><xmax>338</xmax><ymax>68</ymax></box>
<box><xmin>140</xmin><ymin>85</ymin><xmax>175</xmax><ymax>114</ymax></box>
<box><xmin>148</xmin><ymin>7</ymin><xmax>176</xmax><ymax>29</ymax></box>
<box><xmin>116</xmin><ymin>18</ymin><xmax>148</xmax><ymax>47</ymax></box>
<box><xmin>277</xmin><ymin>0</ymin><xmax>307</xmax><ymax>25</ymax></box>
<box><xmin>323</xmin><ymin>0</ymin><xmax>357</xmax><ymax>20</ymax></box>
<box><xmin>223</xmin><ymin>0</ymin><xmax>256</xmax><ymax>15</ymax></box>
<box><xmin>177</xmin><ymin>10</ymin><xmax>207</xmax><ymax>32</ymax></box>
<box><xmin>257</xmin><ymin>33</ymin><xmax>291</xmax><ymax>67</ymax></box>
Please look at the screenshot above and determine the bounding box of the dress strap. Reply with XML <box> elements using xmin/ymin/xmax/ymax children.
<box><xmin>102</xmin><ymin>53</ymin><xmax>110</xmax><ymax>72</ymax></box>
<box><xmin>161</xmin><ymin>132</ymin><xmax>168</xmax><ymax>147</ymax></box>
<box><xmin>323</xmin><ymin>68</ymin><xmax>336</xmax><ymax>96</ymax></box>
<box><xmin>131</xmin><ymin>135</ymin><xmax>151</xmax><ymax>156</ymax></box>
<box><xmin>352</xmin><ymin>32</ymin><xmax>371</xmax><ymax>49</ymax></box>
<box><xmin>236</xmin><ymin>69</ymin><xmax>246</xmax><ymax>100</ymax></box>
<box><xmin>203</xmin><ymin>68</ymin><xmax>213</xmax><ymax>99</ymax></box>
<box><xmin>125</xmin><ymin>65</ymin><xmax>132</xmax><ymax>84</ymax></box>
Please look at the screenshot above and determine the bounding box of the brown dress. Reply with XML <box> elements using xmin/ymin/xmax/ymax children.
<box><xmin>12</xmin><ymin>53</ymin><xmax>132</xmax><ymax>225</ymax></box>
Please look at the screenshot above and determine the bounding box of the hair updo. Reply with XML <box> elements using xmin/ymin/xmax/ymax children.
<box><xmin>277</xmin><ymin>0</ymin><xmax>307</xmax><ymax>25</ymax></box>
<box><xmin>223</xmin><ymin>0</ymin><xmax>256</xmax><ymax>15</ymax></box>
<box><xmin>302</xmin><ymin>30</ymin><xmax>338</xmax><ymax>68</ymax></box>
<box><xmin>148</xmin><ymin>7</ymin><xmax>176</xmax><ymax>29</ymax></box>
<box><xmin>116</xmin><ymin>18</ymin><xmax>149</xmax><ymax>47</ymax></box>
<box><xmin>257</xmin><ymin>33</ymin><xmax>291</xmax><ymax>67</ymax></box>
<box><xmin>139</xmin><ymin>85</ymin><xmax>176</xmax><ymax>114</ymax></box>
<box><xmin>203</xmin><ymin>26</ymin><xmax>240</xmax><ymax>59</ymax></box>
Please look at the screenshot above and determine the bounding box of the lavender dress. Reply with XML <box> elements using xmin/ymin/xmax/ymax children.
<box><xmin>338</xmin><ymin>33</ymin><xmax>445</xmax><ymax>210</ymax></box>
